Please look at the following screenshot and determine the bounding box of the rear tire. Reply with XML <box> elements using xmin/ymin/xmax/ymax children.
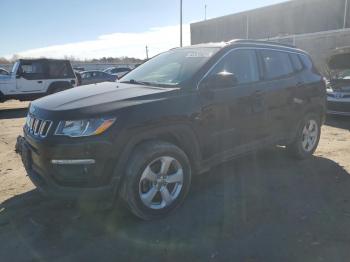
<box><xmin>287</xmin><ymin>113</ymin><xmax>321</xmax><ymax>159</ymax></box>
<box><xmin>121</xmin><ymin>141</ymin><xmax>192</xmax><ymax>220</ymax></box>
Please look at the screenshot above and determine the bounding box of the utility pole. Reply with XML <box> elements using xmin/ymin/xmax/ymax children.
<box><xmin>205</xmin><ymin>4</ymin><xmax>207</xmax><ymax>21</ymax></box>
<box><xmin>246</xmin><ymin>14</ymin><xmax>249</xmax><ymax>39</ymax></box>
<box><xmin>344</xmin><ymin>0</ymin><xmax>349</xmax><ymax>29</ymax></box>
<box><xmin>145</xmin><ymin>45</ymin><xmax>149</xmax><ymax>59</ymax></box>
<box><xmin>180</xmin><ymin>0</ymin><xmax>183</xmax><ymax>47</ymax></box>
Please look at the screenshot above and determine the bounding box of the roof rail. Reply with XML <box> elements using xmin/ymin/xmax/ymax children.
<box><xmin>227</xmin><ymin>39</ymin><xmax>296</xmax><ymax>48</ymax></box>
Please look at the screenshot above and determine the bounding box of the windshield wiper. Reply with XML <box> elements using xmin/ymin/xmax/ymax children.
<box><xmin>120</xmin><ymin>79</ymin><xmax>153</xmax><ymax>86</ymax></box>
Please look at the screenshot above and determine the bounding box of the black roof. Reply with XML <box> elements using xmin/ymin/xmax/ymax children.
<box><xmin>19</xmin><ymin>58</ymin><xmax>71</xmax><ymax>63</ymax></box>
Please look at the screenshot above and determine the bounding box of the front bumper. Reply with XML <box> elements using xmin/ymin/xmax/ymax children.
<box><xmin>16</xmin><ymin>132</ymin><xmax>120</xmax><ymax>201</ymax></box>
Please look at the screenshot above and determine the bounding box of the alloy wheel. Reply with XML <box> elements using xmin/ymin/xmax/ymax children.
<box><xmin>138</xmin><ymin>156</ymin><xmax>184</xmax><ymax>210</ymax></box>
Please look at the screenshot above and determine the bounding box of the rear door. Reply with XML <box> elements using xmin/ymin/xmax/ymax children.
<box><xmin>199</xmin><ymin>49</ymin><xmax>268</xmax><ymax>157</ymax></box>
<box><xmin>257</xmin><ymin>49</ymin><xmax>299</xmax><ymax>140</ymax></box>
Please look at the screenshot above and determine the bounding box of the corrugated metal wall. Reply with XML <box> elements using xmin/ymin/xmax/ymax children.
<box><xmin>191</xmin><ymin>0</ymin><xmax>350</xmax><ymax>44</ymax></box>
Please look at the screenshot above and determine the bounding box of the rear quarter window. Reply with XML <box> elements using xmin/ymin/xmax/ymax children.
<box><xmin>299</xmin><ymin>55</ymin><xmax>313</xmax><ymax>70</ymax></box>
<box><xmin>290</xmin><ymin>53</ymin><xmax>303</xmax><ymax>72</ymax></box>
<box><xmin>48</xmin><ymin>61</ymin><xmax>75</xmax><ymax>79</ymax></box>
<box><xmin>260</xmin><ymin>50</ymin><xmax>294</xmax><ymax>80</ymax></box>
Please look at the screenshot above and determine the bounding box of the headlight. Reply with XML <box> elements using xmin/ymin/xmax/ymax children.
<box><xmin>55</xmin><ymin>118</ymin><xmax>116</xmax><ymax>137</ymax></box>
<box><xmin>326</xmin><ymin>86</ymin><xmax>334</xmax><ymax>93</ymax></box>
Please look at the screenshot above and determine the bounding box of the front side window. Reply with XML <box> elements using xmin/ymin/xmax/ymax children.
<box><xmin>19</xmin><ymin>61</ymin><xmax>45</xmax><ymax>80</ymax></box>
<box><xmin>260</xmin><ymin>50</ymin><xmax>294</xmax><ymax>80</ymax></box>
<box><xmin>121</xmin><ymin>47</ymin><xmax>219</xmax><ymax>87</ymax></box>
<box><xmin>210</xmin><ymin>49</ymin><xmax>259</xmax><ymax>85</ymax></box>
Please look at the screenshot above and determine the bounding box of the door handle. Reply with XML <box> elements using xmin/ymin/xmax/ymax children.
<box><xmin>37</xmin><ymin>81</ymin><xmax>43</xmax><ymax>83</ymax></box>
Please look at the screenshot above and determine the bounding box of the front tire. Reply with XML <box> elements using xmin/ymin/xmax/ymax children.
<box><xmin>121</xmin><ymin>141</ymin><xmax>192</xmax><ymax>220</ymax></box>
<box><xmin>287</xmin><ymin>113</ymin><xmax>321</xmax><ymax>159</ymax></box>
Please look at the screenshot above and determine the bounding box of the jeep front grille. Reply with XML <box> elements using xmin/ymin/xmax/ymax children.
<box><xmin>25</xmin><ymin>115</ymin><xmax>52</xmax><ymax>137</ymax></box>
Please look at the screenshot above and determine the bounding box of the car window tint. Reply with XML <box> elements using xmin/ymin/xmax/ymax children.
<box><xmin>261</xmin><ymin>50</ymin><xmax>294</xmax><ymax>79</ymax></box>
<box><xmin>20</xmin><ymin>62</ymin><xmax>44</xmax><ymax>74</ymax></box>
<box><xmin>19</xmin><ymin>62</ymin><xmax>45</xmax><ymax>79</ymax></box>
<box><xmin>48</xmin><ymin>61</ymin><xmax>70</xmax><ymax>78</ymax></box>
<box><xmin>299</xmin><ymin>55</ymin><xmax>313</xmax><ymax>69</ymax></box>
<box><xmin>82</xmin><ymin>72</ymin><xmax>91</xmax><ymax>79</ymax></box>
<box><xmin>211</xmin><ymin>49</ymin><xmax>259</xmax><ymax>85</ymax></box>
<box><xmin>290</xmin><ymin>54</ymin><xmax>303</xmax><ymax>71</ymax></box>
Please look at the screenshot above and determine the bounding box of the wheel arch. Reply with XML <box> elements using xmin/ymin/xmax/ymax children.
<box><xmin>47</xmin><ymin>81</ymin><xmax>73</xmax><ymax>93</ymax></box>
<box><xmin>304</xmin><ymin>103</ymin><xmax>326</xmax><ymax>124</ymax></box>
<box><xmin>111</xmin><ymin>124</ymin><xmax>202</xmax><ymax>199</ymax></box>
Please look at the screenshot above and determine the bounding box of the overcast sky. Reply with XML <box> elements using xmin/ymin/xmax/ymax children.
<box><xmin>1</xmin><ymin>0</ymin><xmax>286</xmax><ymax>59</ymax></box>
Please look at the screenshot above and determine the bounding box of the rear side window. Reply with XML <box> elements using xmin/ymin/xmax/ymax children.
<box><xmin>82</xmin><ymin>72</ymin><xmax>92</xmax><ymax>79</ymax></box>
<box><xmin>260</xmin><ymin>50</ymin><xmax>294</xmax><ymax>80</ymax></box>
<box><xmin>48</xmin><ymin>61</ymin><xmax>74</xmax><ymax>79</ymax></box>
<box><xmin>211</xmin><ymin>49</ymin><xmax>259</xmax><ymax>85</ymax></box>
<box><xmin>290</xmin><ymin>54</ymin><xmax>303</xmax><ymax>72</ymax></box>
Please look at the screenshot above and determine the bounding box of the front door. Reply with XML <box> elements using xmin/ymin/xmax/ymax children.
<box><xmin>16</xmin><ymin>61</ymin><xmax>45</xmax><ymax>93</ymax></box>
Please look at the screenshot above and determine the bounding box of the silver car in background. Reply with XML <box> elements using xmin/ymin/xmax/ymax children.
<box><xmin>80</xmin><ymin>70</ymin><xmax>117</xmax><ymax>85</ymax></box>
<box><xmin>326</xmin><ymin>47</ymin><xmax>350</xmax><ymax>116</ymax></box>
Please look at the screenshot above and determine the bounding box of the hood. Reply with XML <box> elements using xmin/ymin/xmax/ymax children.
<box><xmin>32</xmin><ymin>82</ymin><xmax>179</xmax><ymax>117</ymax></box>
<box><xmin>327</xmin><ymin>47</ymin><xmax>350</xmax><ymax>70</ymax></box>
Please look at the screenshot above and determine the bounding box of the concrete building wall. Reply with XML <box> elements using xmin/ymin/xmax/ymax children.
<box><xmin>191</xmin><ymin>0</ymin><xmax>350</xmax><ymax>44</ymax></box>
<box><xmin>190</xmin><ymin>0</ymin><xmax>350</xmax><ymax>75</ymax></box>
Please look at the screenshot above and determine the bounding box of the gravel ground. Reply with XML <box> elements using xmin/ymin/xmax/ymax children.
<box><xmin>0</xmin><ymin>100</ymin><xmax>350</xmax><ymax>262</ymax></box>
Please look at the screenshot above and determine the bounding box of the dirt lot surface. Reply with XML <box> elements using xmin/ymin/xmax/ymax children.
<box><xmin>0</xmin><ymin>100</ymin><xmax>350</xmax><ymax>262</ymax></box>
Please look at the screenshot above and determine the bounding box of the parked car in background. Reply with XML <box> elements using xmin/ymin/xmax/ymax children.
<box><xmin>326</xmin><ymin>48</ymin><xmax>350</xmax><ymax>116</ymax></box>
<box><xmin>0</xmin><ymin>59</ymin><xmax>76</xmax><ymax>102</ymax></box>
<box><xmin>73</xmin><ymin>67</ymin><xmax>85</xmax><ymax>72</ymax></box>
<box><xmin>103</xmin><ymin>67</ymin><xmax>131</xmax><ymax>79</ymax></box>
<box><xmin>17</xmin><ymin>40</ymin><xmax>326</xmax><ymax>220</ymax></box>
<box><xmin>0</xmin><ymin>68</ymin><xmax>9</xmax><ymax>75</ymax></box>
<box><xmin>80</xmin><ymin>70</ymin><xmax>117</xmax><ymax>85</ymax></box>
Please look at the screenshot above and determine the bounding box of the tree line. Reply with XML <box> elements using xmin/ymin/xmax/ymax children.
<box><xmin>0</xmin><ymin>56</ymin><xmax>144</xmax><ymax>64</ymax></box>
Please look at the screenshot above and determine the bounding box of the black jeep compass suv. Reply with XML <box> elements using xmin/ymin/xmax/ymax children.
<box><xmin>17</xmin><ymin>40</ymin><xmax>326</xmax><ymax>220</ymax></box>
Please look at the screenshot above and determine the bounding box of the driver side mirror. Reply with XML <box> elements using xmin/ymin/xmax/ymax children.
<box><xmin>201</xmin><ymin>71</ymin><xmax>238</xmax><ymax>89</ymax></box>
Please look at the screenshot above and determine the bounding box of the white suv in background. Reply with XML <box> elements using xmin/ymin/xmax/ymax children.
<box><xmin>0</xmin><ymin>59</ymin><xmax>76</xmax><ymax>102</ymax></box>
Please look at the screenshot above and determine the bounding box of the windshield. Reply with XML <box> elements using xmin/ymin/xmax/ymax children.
<box><xmin>121</xmin><ymin>47</ymin><xmax>219</xmax><ymax>87</ymax></box>
<box><xmin>330</xmin><ymin>69</ymin><xmax>350</xmax><ymax>80</ymax></box>
<box><xmin>11</xmin><ymin>61</ymin><xmax>19</xmax><ymax>74</ymax></box>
